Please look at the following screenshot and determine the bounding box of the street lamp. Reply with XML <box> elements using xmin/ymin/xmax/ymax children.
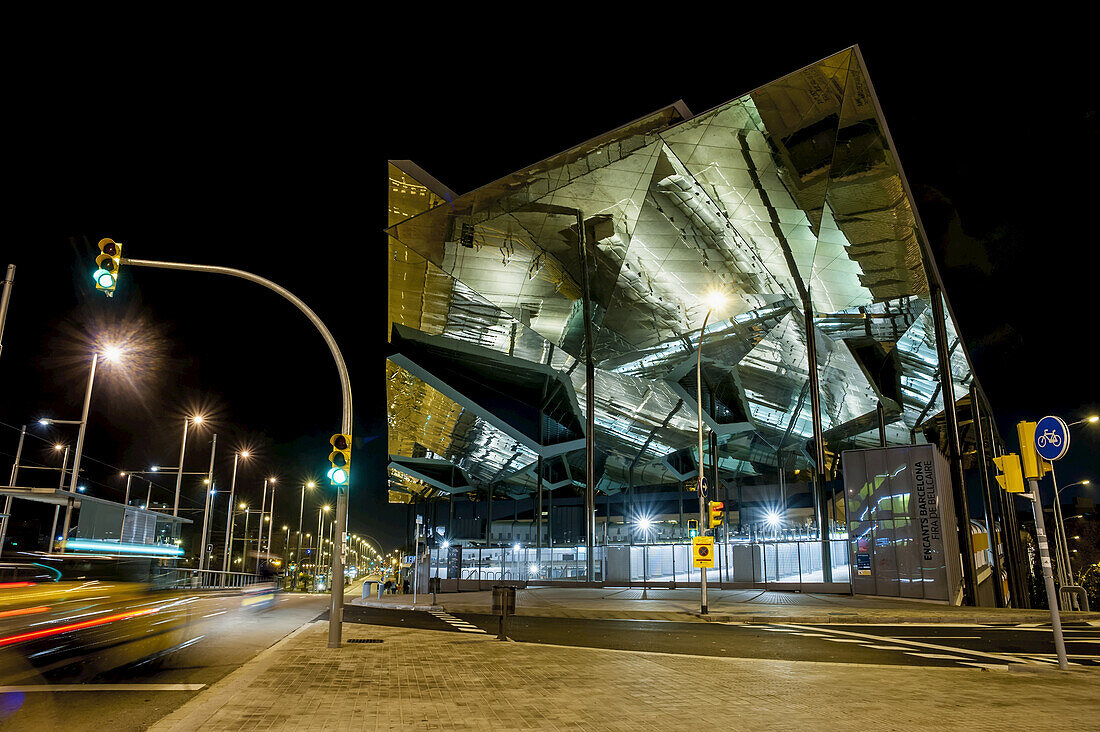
<box><xmin>256</xmin><ymin>477</ymin><xmax>275</xmax><ymax>574</ymax></box>
<box><xmin>59</xmin><ymin>344</ymin><xmax>126</xmax><ymax>552</ymax></box>
<box><xmin>636</xmin><ymin>515</ymin><xmax>654</xmax><ymax>598</ymax></box>
<box><xmin>297</xmin><ymin>481</ymin><xmax>315</xmax><ymax>577</ymax></box>
<box><xmin>198</xmin><ymin>433</ymin><xmax>218</xmax><ymax>572</ymax></box>
<box><xmin>173</xmin><ymin>415</ymin><xmax>206</xmax><ymax>518</ymax></box>
<box><xmin>222</xmin><ymin>449</ymin><xmax>250</xmax><ymax>577</ymax></box>
<box><xmin>694</xmin><ymin>288</ymin><xmax>726</xmax><ymax>614</ymax></box>
<box><xmin>1053</xmin><ymin>477</ymin><xmax>1092</xmax><ymax>587</ymax></box>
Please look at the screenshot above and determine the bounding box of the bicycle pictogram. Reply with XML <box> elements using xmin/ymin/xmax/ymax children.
<box><xmin>1037</xmin><ymin>429</ymin><xmax>1061</xmax><ymax>448</ymax></box>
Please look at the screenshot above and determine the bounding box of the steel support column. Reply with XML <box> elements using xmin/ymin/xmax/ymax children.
<box><xmin>802</xmin><ymin>304</ymin><xmax>832</xmax><ymax>580</ymax></box>
<box><xmin>578</xmin><ymin>214</ymin><xmax>595</xmax><ymax>583</ymax></box>
<box><xmin>971</xmin><ymin>386</ymin><xmax>1004</xmax><ymax>608</ymax></box>
<box><xmin>930</xmin><ymin>287</ymin><xmax>977</xmax><ymax>606</ymax></box>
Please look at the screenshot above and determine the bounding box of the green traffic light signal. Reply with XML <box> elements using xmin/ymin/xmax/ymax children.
<box><xmin>94</xmin><ymin>238</ymin><xmax>122</xmax><ymax>296</ymax></box>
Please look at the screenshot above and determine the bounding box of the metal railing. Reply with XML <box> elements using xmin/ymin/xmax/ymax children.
<box><xmin>428</xmin><ymin>537</ymin><xmax>852</xmax><ymax>589</ymax></box>
<box><xmin>169</xmin><ymin>568</ymin><xmax>266</xmax><ymax>590</ymax></box>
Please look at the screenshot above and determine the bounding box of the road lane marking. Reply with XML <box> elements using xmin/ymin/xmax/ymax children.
<box><xmin>895</xmin><ymin>636</ymin><xmax>980</xmax><ymax>639</ymax></box>
<box><xmin>904</xmin><ymin>652</ymin><xmax>969</xmax><ymax>661</ymax></box>
<box><xmin>821</xmin><ymin>639</ymin><xmax>866</xmax><ymax>643</ymax></box>
<box><xmin>0</xmin><ymin>684</ymin><xmax>206</xmax><ymax>692</ymax></box>
<box><xmin>863</xmin><ymin>645</ymin><xmax>914</xmax><ymax>651</ymax></box>
<box><xmin>778</xmin><ymin>624</ymin><xmax>1030</xmax><ymax>665</ymax></box>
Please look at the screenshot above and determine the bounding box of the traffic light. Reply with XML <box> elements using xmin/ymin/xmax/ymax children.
<box><xmin>992</xmin><ymin>453</ymin><xmax>1025</xmax><ymax>493</ymax></box>
<box><xmin>1015</xmin><ymin>421</ymin><xmax>1050</xmax><ymax>480</ymax></box>
<box><xmin>708</xmin><ymin>501</ymin><xmax>725</xmax><ymax>529</ymax></box>
<box><xmin>327</xmin><ymin>433</ymin><xmax>351</xmax><ymax>485</ymax></box>
<box><xmin>687</xmin><ymin>519</ymin><xmax>699</xmax><ymax>538</ymax></box>
<box><xmin>93</xmin><ymin>238</ymin><xmax>123</xmax><ymax>296</ymax></box>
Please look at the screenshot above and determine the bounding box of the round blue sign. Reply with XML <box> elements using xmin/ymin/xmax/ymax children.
<box><xmin>1034</xmin><ymin>415</ymin><xmax>1070</xmax><ymax>461</ymax></box>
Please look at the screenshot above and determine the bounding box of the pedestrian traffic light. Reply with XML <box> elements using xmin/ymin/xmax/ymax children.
<box><xmin>687</xmin><ymin>519</ymin><xmax>699</xmax><ymax>538</ymax></box>
<box><xmin>992</xmin><ymin>453</ymin><xmax>1025</xmax><ymax>493</ymax></box>
<box><xmin>327</xmin><ymin>433</ymin><xmax>351</xmax><ymax>485</ymax></box>
<box><xmin>93</xmin><ymin>238</ymin><xmax>122</xmax><ymax>296</ymax></box>
<box><xmin>708</xmin><ymin>501</ymin><xmax>725</xmax><ymax>529</ymax></box>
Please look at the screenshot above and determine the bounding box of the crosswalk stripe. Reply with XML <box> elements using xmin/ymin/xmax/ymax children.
<box><xmin>431</xmin><ymin>610</ymin><xmax>488</xmax><ymax>634</ymax></box>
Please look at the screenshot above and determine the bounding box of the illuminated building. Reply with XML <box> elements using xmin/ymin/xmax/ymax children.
<box><xmin>385</xmin><ymin>46</ymin><xmax>1023</xmax><ymax>605</ymax></box>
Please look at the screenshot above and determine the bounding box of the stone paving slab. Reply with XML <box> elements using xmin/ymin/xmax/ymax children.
<box><xmin>151</xmin><ymin>619</ymin><xmax>1100</xmax><ymax>731</ymax></box>
<box><xmin>351</xmin><ymin>587</ymin><xmax>1100</xmax><ymax>625</ymax></box>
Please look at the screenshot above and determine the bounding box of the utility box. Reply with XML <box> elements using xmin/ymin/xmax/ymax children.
<box><xmin>843</xmin><ymin>445</ymin><xmax>962</xmax><ymax>603</ymax></box>
<box><xmin>492</xmin><ymin>585</ymin><xmax>516</xmax><ymax>616</ymax></box>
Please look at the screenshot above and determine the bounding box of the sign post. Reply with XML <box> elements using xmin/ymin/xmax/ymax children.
<box><xmin>1018</xmin><ymin>419</ymin><xmax>1069</xmax><ymax>670</ymax></box>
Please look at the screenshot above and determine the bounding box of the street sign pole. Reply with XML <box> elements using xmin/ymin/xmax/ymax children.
<box><xmin>1019</xmin><ymin>418</ymin><xmax>1069</xmax><ymax>670</ymax></box>
<box><xmin>1026</xmin><ymin>476</ymin><xmax>1069</xmax><ymax>670</ymax></box>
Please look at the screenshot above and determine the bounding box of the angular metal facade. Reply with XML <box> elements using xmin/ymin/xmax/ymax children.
<box><xmin>384</xmin><ymin>47</ymin><xmax>983</xmax><ymax>582</ymax></box>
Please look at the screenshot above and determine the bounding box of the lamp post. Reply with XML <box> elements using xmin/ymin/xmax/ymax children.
<box><xmin>1053</xmin><ymin>477</ymin><xmax>1091</xmax><ymax>591</ymax></box>
<box><xmin>256</xmin><ymin>477</ymin><xmax>273</xmax><ymax>574</ymax></box>
<box><xmin>222</xmin><ymin>450</ymin><xmax>249</xmax><ymax>575</ymax></box>
<box><xmin>694</xmin><ymin>290</ymin><xmax>726</xmax><ymax>614</ymax></box>
<box><xmin>173</xmin><ymin>415</ymin><xmax>204</xmax><ymax>518</ymax></box>
<box><xmin>636</xmin><ymin>516</ymin><xmax>653</xmax><ymax>599</ymax></box>
<box><xmin>48</xmin><ymin>444</ymin><xmax>70</xmax><ymax>550</ymax></box>
<box><xmin>240</xmin><ymin>503</ymin><xmax>250</xmax><ymax>568</ymax></box>
<box><xmin>60</xmin><ymin>347</ymin><xmax>121</xmax><ymax>552</ymax></box>
<box><xmin>297</xmin><ymin>482</ymin><xmax>315</xmax><ymax>574</ymax></box>
<box><xmin>198</xmin><ymin>434</ymin><xmax>217</xmax><ymax>571</ymax></box>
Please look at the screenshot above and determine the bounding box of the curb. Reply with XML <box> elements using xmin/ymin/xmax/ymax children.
<box><xmin>348</xmin><ymin>598</ymin><xmax>1100</xmax><ymax>626</ymax></box>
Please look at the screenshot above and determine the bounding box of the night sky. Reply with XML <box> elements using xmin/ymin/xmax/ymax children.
<box><xmin>4</xmin><ymin>28</ymin><xmax>1097</xmax><ymax>552</ymax></box>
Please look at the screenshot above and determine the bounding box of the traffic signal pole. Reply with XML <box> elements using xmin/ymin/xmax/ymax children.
<box><xmin>117</xmin><ymin>255</ymin><xmax>353</xmax><ymax>648</ymax></box>
<box><xmin>696</xmin><ymin>308</ymin><xmax>712</xmax><ymax>615</ymax></box>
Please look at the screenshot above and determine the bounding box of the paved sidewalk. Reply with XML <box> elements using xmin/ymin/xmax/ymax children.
<box><xmin>351</xmin><ymin>586</ymin><xmax>1100</xmax><ymax>625</ymax></box>
<box><xmin>150</xmin><ymin>618</ymin><xmax>1100</xmax><ymax>731</ymax></box>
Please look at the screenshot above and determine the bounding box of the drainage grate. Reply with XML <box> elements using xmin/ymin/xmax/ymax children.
<box><xmin>347</xmin><ymin>638</ymin><xmax>384</xmax><ymax>644</ymax></box>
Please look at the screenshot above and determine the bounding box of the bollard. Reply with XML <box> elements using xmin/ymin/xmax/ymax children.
<box><xmin>492</xmin><ymin>585</ymin><xmax>516</xmax><ymax>640</ymax></box>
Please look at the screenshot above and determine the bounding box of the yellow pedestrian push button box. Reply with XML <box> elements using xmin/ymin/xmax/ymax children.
<box><xmin>692</xmin><ymin>536</ymin><xmax>715</xmax><ymax>568</ymax></box>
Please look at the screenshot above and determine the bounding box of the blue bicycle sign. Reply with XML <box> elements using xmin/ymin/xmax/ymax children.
<box><xmin>1034</xmin><ymin>415</ymin><xmax>1070</xmax><ymax>461</ymax></box>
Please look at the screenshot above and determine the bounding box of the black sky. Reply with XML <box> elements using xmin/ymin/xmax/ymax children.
<box><xmin>4</xmin><ymin>24</ymin><xmax>1097</xmax><ymax>551</ymax></box>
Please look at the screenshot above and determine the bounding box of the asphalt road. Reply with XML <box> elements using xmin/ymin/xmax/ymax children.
<box><xmin>0</xmin><ymin>591</ymin><xmax>330</xmax><ymax>731</ymax></box>
<box><xmin>340</xmin><ymin>605</ymin><xmax>1100</xmax><ymax>670</ymax></box>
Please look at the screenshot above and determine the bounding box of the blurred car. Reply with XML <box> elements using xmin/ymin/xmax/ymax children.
<box><xmin>0</xmin><ymin>555</ymin><xmax>195</xmax><ymax>684</ymax></box>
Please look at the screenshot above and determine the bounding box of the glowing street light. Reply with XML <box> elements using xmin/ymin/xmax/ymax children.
<box><xmin>173</xmin><ymin>415</ymin><xmax>206</xmax><ymax>518</ymax></box>
<box><xmin>59</xmin><ymin>344</ymin><xmax>126</xmax><ymax>552</ymax></box>
<box><xmin>694</xmin><ymin>287</ymin><xmax>727</xmax><ymax>614</ymax></box>
<box><xmin>297</xmin><ymin>480</ymin><xmax>316</xmax><ymax>574</ymax></box>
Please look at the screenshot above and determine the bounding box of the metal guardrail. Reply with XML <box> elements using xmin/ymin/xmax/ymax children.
<box><xmin>169</xmin><ymin>568</ymin><xmax>266</xmax><ymax>590</ymax></box>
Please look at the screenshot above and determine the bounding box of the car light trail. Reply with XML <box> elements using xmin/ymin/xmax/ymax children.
<box><xmin>0</xmin><ymin>607</ymin><xmax>158</xmax><ymax>647</ymax></box>
<box><xmin>0</xmin><ymin>606</ymin><xmax>50</xmax><ymax>619</ymax></box>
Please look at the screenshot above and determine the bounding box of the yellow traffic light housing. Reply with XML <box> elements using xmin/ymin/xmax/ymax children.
<box><xmin>708</xmin><ymin>500</ymin><xmax>725</xmax><ymax>529</ymax></box>
<box><xmin>687</xmin><ymin>518</ymin><xmax>699</xmax><ymax>538</ymax></box>
<box><xmin>328</xmin><ymin>433</ymin><xmax>351</xmax><ymax>485</ymax></box>
<box><xmin>1016</xmin><ymin>421</ymin><xmax>1050</xmax><ymax>480</ymax></box>
<box><xmin>93</xmin><ymin>238</ymin><xmax>122</xmax><ymax>296</ymax></box>
<box><xmin>992</xmin><ymin>453</ymin><xmax>1025</xmax><ymax>493</ymax></box>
